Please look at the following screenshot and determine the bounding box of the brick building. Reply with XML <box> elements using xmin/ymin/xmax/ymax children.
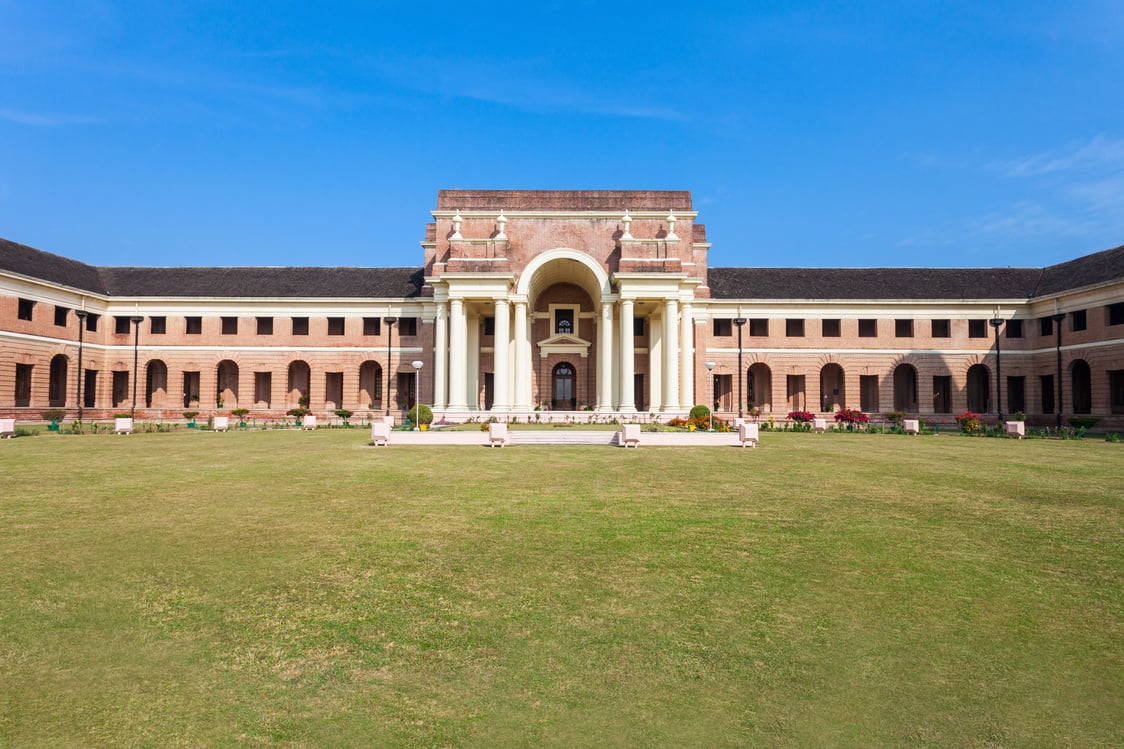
<box><xmin>2</xmin><ymin>189</ymin><xmax>1123</xmax><ymax>427</ymax></box>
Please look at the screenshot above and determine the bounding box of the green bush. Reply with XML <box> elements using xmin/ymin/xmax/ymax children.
<box><xmin>689</xmin><ymin>404</ymin><xmax>710</xmax><ymax>421</ymax></box>
<box><xmin>408</xmin><ymin>404</ymin><xmax>434</xmax><ymax>426</ymax></box>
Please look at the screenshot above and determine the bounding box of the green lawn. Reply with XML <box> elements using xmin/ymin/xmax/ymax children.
<box><xmin>1</xmin><ymin>430</ymin><xmax>1120</xmax><ymax>748</ymax></box>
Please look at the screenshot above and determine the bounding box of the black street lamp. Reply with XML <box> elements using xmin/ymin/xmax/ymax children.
<box><xmin>989</xmin><ymin>316</ymin><xmax>1004</xmax><ymax>421</ymax></box>
<box><xmin>1052</xmin><ymin>311</ymin><xmax>1066</xmax><ymax>429</ymax></box>
<box><xmin>384</xmin><ymin>316</ymin><xmax>397</xmax><ymax>416</ymax></box>
<box><xmin>75</xmin><ymin>309</ymin><xmax>88</xmax><ymax>421</ymax></box>
<box><xmin>130</xmin><ymin>314</ymin><xmax>144</xmax><ymax>417</ymax></box>
<box><xmin>733</xmin><ymin>317</ymin><xmax>747</xmax><ymax>418</ymax></box>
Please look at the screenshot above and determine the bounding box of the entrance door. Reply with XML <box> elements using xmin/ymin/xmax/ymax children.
<box><xmin>552</xmin><ymin>362</ymin><xmax>576</xmax><ymax>411</ymax></box>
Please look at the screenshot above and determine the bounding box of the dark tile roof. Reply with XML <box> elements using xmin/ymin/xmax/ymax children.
<box><xmin>98</xmin><ymin>267</ymin><xmax>423</xmax><ymax>298</ymax></box>
<box><xmin>0</xmin><ymin>237</ymin><xmax>107</xmax><ymax>293</ymax></box>
<box><xmin>1037</xmin><ymin>244</ymin><xmax>1124</xmax><ymax>296</ymax></box>
<box><xmin>707</xmin><ymin>267</ymin><xmax>1044</xmax><ymax>300</ymax></box>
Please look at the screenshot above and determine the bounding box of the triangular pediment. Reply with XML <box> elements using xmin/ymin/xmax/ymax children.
<box><xmin>537</xmin><ymin>333</ymin><xmax>592</xmax><ymax>357</ymax></box>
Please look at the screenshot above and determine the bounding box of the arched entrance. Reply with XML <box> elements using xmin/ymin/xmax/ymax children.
<box><xmin>216</xmin><ymin>360</ymin><xmax>239</xmax><ymax>409</ymax></box>
<box><xmin>552</xmin><ymin>362</ymin><xmax>577</xmax><ymax>411</ymax></box>
<box><xmin>288</xmin><ymin>361</ymin><xmax>311</xmax><ymax>408</ymax></box>
<box><xmin>747</xmin><ymin>363</ymin><xmax>772</xmax><ymax>412</ymax></box>
<box><xmin>967</xmin><ymin>364</ymin><xmax>990</xmax><ymax>413</ymax></box>
<box><xmin>145</xmin><ymin>360</ymin><xmax>168</xmax><ymax>408</ymax></box>
<box><xmin>359</xmin><ymin>361</ymin><xmax>382</xmax><ymax>410</ymax></box>
<box><xmin>48</xmin><ymin>354</ymin><xmax>68</xmax><ymax>407</ymax></box>
<box><xmin>893</xmin><ymin>364</ymin><xmax>918</xmax><ymax>412</ymax></box>
<box><xmin>820</xmin><ymin>363</ymin><xmax>845</xmax><ymax>411</ymax></box>
<box><xmin>1071</xmin><ymin>359</ymin><xmax>1092</xmax><ymax>414</ymax></box>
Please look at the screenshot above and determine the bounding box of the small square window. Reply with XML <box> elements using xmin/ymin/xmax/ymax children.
<box><xmin>185</xmin><ymin>316</ymin><xmax>202</xmax><ymax>335</ymax></box>
<box><xmin>785</xmin><ymin>319</ymin><xmax>804</xmax><ymax>337</ymax></box>
<box><xmin>150</xmin><ymin>316</ymin><xmax>166</xmax><ymax>334</ymax></box>
<box><xmin>292</xmin><ymin>317</ymin><xmax>309</xmax><ymax>335</ymax></box>
<box><xmin>931</xmin><ymin>319</ymin><xmax>950</xmax><ymax>338</ymax></box>
<box><xmin>399</xmin><ymin>317</ymin><xmax>417</xmax><ymax>336</ymax></box>
<box><xmin>115</xmin><ymin>316</ymin><xmax>132</xmax><ymax>335</ymax></box>
<box><xmin>968</xmin><ymin>319</ymin><xmax>987</xmax><ymax>338</ymax></box>
<box><xmin>1108</xmin><ymin>302</ymin><xmax>1124</xmax><ymax>327</ymax></box>
<box><xmin>327</xmin><ymin>317</ymin><xmax>345</xmax><ymax>336</ymax></box>
<box><xmin>54</xmin><ymin>306</ymin><xmax>69</xmax><ymax>326</ymax></box>
<box><xmin>1005</xmin><ymin>319</ymin><xmax>1023</xmax><ymax>338</ymax></box>
<box><xmin>749</xmin><ymin>319</ymin><xmax>768</xmax><ymax>336</ymax></box>
<box><xmin>858</xmin><ymin>319</ymin><xmax>877</xmax><ymax>337</ymax></box>
<box><xmin>86</xmin><ymin>313</ymin><xmax>99</xmax><ymax>332</ymax></box>
<box><xmin>1071</xmin><ymin>309</ymin><xmax>1087</xmax><ymax>332</ymax></box>
<box><xmin>363</xmin><ymin>317</ymin><xmax>381</xmax><ymax>336</ymax></box>
<box><xmin>822</xmin><ymin>319</ymin><xmax>841</xmax><ymax>337</ymax></box>
<box><xmin>713</xmin><ymin>319</ymin><xmax>732</xmax><ymax>337</ymax></box>
<box><xmin>895</xmin><ymin>319</ymin><xmax>914</xmax><ymax>338</ymax></box>
<box><xmin>17</xmin><ymin>298</ymin><xmax>34</xmax><ymax>321</ymax></box>
<box><xmin>256</xmin><ymin>317</ymin><xmax>273</xmax><ymax>335</ymax></box>
<box><xmin>483</xmin><ymin>316</ymin><xmax>495</xmax><ymax>336</ymax></box>
<box><xmin>221</xmin><ymin>317</ymin><xmax>238</xmax><ymax>335</ymax></box>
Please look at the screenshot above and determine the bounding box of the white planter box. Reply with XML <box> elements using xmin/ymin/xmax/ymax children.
<box><xmin>371</xmin><ymin>422</ymin><xmax>391</xmax><ymax>446</ymax></box>
<box><xmin>302</xmin><ymin>414</ymin><xmax>317</xmax><ymax>430</ymax></box>
<box><xmin>114</xmin><ymin>417</ymin><xmax>133</xmax><ymax>435</ymax></box>
<box><xmin>488</xmin><ymin>423</ymin><xmax>508</xmax><ymax>447</ymax></box>
<box><xmin>739</xmin><ymin>423</ymin><xmax>759</xmax><ymax>448</ymax></box>
<box><xmin>212</xmin><ymin>416</ymin><xmax>230</xmax><ymax>432</ymax></box>
<box><xmin>903</xmin><ymin>419</ymin><xmax>920</xmax><ymax>434</ymax></box>
<box><xmin>1005</xmin><ymin>421</ymin><xmax>1025</xmax><ymax>439</ymax></box>
<box><xmin>0</xmin><ymin>418</ymin><xmax>15</xmax><ymax>438</ymax></box>
<box><xmin>620</xmin><ymin>423</ymin><xmax>641</xmax><ymax>448</ymax></box>
<box><xmin>812</xmin><ymin>418</ymin><xmax>827</xmax><ymax>433</ymax></box>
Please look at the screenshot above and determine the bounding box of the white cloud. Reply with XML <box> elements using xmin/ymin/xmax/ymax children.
<box><xmin>993</xmin><ymin>133</ymin><xmax>1124</xmax><ymax>178</ymax></box>
<box><xmin>0</xmin><ymin>108</ymin><xmax>103</xmax><ymax>127</ymax></box>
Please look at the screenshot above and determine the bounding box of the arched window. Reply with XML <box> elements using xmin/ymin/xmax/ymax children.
<box><xmin>893</xmin><ymin>364</ymin><xmax>918</xmax><ymax>412</ymax></box>
<box><xmin>967</xmin><ymin>364</ymin><xmax>990</xmax><ymax>413</ymax></box>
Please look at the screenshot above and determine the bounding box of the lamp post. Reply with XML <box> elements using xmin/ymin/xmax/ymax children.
<box><xmin>75</xmin><ymin>309</ymin><xmax>88</xmax><ymax>421</ymax></box>
<box><xmin>705</xmin><ymin>360</ymin><xmax>717</xmax><ymax>431</ymax></box>
<box><xmin>412</xmin><ymin>360</ymin><xmax>423</xmax><ymax>430</ymax></box>
<box><xmin>384</xmin><ymin>316</ymin><xmax>397</xmax><ymax>416</ymax></box>
<box><xmin>1052</xmin><ymin>311</ymin><xmax>1066</xmax><ymax>429</ymax></box>
<box><xmin>130</xmin><ymin>314</ymin><xmax>144</xmax><ymax>417</ymax></box>
<box><xmin>989</xmin><ymin>316</ymin><xmax>1003</xmax><ymax>422</ymax></box>
<box><xmin>733</xmin><ymin>317</ymin><xmax>747</xmax><ymax>418</ymax></box>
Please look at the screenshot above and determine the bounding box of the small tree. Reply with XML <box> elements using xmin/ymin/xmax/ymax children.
<box><xmin>408</xmin><ymin>404</ymin><xmax>433</xmax><ymax>426</ymax></box>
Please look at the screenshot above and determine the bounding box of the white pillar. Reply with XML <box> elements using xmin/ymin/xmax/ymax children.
<box><xmin>649</xmin><ymin>313</ymin><xmax>662</xmax><ymax>412</ymax></box>
<box><xmin>598</xmin><ymin>301</ymin><xmax>614</xmax><ymax>411</ymax></box>
<box><xmin>467</xmin><ymin>314</ymin><xmax>480</xmax><ymax>410</ymax></box>
<box><xmin>493</xmin><ymin>298</ymin><xmax>510</xmax><ymax>409</ymax></box>
<box><xmin>448</xmin><ymin>298</ymin><xmax>467</xmax><ymax>409</ymax></box>
<box><xmin>513</xmin><ymin>301</ymin><xmax>531</xmax><ymax>409</ymax></box>
<box><xmin>662</xmin><ymin>299</ymin><xmax>679</xmax><ymax>411</ymax></box>
<box><xmin>433</xmin><ymin>302</ymin><xmax>447</xmax><ymax>409</ymax></box>
<box><xmin>620</xmin><ymin>299</ymin><xmax>636</xmax><ymax>412</ymax></box>
<box><xmin>680</xmin><ymin>301</ymin><xmax>694</xmax><ymax>409</ymax></box>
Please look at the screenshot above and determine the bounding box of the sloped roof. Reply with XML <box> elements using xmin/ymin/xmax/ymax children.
<box><xmin>707</xmin><ymin>266</ymin><xmax>1044</xmax><ymax>300</ymax></box>
<box><xmin>98</xmin><ymin>266</ymin><xmax>423</xmax><ymax>298</ymax></box>
<box><xmin>1037</xmin><ymin>244</ymin><xmax>1124</xmax><ymax>296</ymax></box>
<box><xmin>0</xmin><ymin>237</ymin><xmax>107</xmax><ymax>293</ymax></box>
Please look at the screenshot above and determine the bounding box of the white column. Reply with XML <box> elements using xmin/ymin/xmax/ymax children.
<box><xmin>620</xmin><ymin>299</ymin><xmax>636</xmax><ymax>412</ymax></box>
<box><xmin>467</xmin><ymin>314</ymin><xmax>480</xmax><ymax>410</ymax></box>
<box><xmin>680</xmin><ymin>301</ymin><xmax>694</xmax><ymax>409</ymax></box>
<box><xmin>597</xmin><ymin>301</ymin><xmax>613</xmax><ymax>411</ymax></box>
<box><xmin>493</xmin><ymin>298</ymin><xmax>510</xmax><ymax>409</ymax></box>
<box><xmin>662</xmin><ymin>298</ymin><xmax>679</xmax><ymax>411</ymax></box>
<box><xmin>513</xmin><ymin>301</ymin><xmax>530</xmax><ymax>409</ymax></box>
<box><xmin>433</xmin><ymin>302</ymin><xmax>447</xmax><ymax>409</ymax></box>
<box><xmin>448</xmin><ymin>298</ymin><xmax>467</xmax><ymax>409</ymax></box>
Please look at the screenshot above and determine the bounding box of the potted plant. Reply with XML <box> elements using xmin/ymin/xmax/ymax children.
<box><xmin>287</xmin><ymin>407</ymin><xmax>308</xmax><ymax>427</ymax></box>
<box><xmin>183</xmin><ymin>410</ymin><xmax>199</xmax><ymax>428</ymax></box>
<box><xmin>335</xmin><ymin>408</ymin><xmax>353</xmax><ymax>426</ymax></box>
<box><xmin>41</xmin><ymin>408</ymin><xmax>66</xmax><ymax>432</ymax></box>
<box><xmin>407</xmin><ymin>404</ymin><xmax>433</xmax><ymax>431</ymax></box>
<box><xmin>114</xmin><ymin>412</ymin><xmax>134</xmax><ymax>435</ymax></box>
<box><xmin>231</xmin><ymin>407</ymin><xmax>250</xmax><ymax>427</ymax></box>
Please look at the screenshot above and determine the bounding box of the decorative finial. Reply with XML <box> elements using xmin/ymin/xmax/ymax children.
<box><xmin>621</xmin><ymin>209</ymin><xmax>633</xmax><ymax>240</ymax></box>
<box><xmin>666</xmin><ymin>209</ymin><xmax>678</xmax><ymax>240</ymax></box>
<box><xmin>496</xmin><ymin>210</ymin><xmax>508</xmax><ymax>240</ymax></box>
<box><xmin>451</xmin><ymin>209</ymin><xmax>463</xmax><ymax>240</ymax></box>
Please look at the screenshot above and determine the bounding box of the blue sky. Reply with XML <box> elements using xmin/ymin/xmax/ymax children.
<box><xmin>1</xmin><ymin>1</ymin><xmax>1122</xmax><ymax>270</ymax></box>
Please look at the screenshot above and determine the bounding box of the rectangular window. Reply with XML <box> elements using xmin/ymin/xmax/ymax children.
<box><xmin>483</xmin><ymin>316</ymin><xmax>495</xmax><ymax>336</ymax></box>
<box><xmin>1005</xmin><ymin>319</ymin><xmax>1023</xmax><ymax>338</ymax></box>
<box><xmin>749</xmin><ymin>318</ymin><xmax>768</xmax><ymax>336</ymax></box>
<box><xmin>1040</xmin><ymin>374</ymin><xmax>1055</xmax><ymax>414</ymax></box>
<box><xmin>114</xmin><ymin>316</ymin><xmax>131</xmax><ymax>335</ymax></box>
<box><xmin>858</xmin><ymin>319</ymin><xmax>877</xmax><ymax>337</ymax></box>
<box><xmin>1108</xmin><ymin>302</ymin><xmax>1124</xmax><ymax>327</ymax></box>
<box><xmin>633</xmin><ymin>317</ymin><xmax>645</xmax><ymax>337</ymax></box>
<box><xmin>1071</xmin><ymin>309</ymin><xmax>1087</xmax><ymax>331</ymax></box>
<box><xmin>554</xmin><ymin>309</ymin><xmax>574</xmax><ymax>335</ymax></box>
<box><xmin>292</xmin><ymin>317</ymin><xmax>309</xmax><ymax>335</ymax></box>
<box><xmin>221</xmin><ymin>316</ymin><xmax>238</xmax><ymax>335</ymax></box>
<box><xmin>713</xmin><ymin>319</ymin><xmax>732</xmax><ymax>337</ymax></box>
<box><xmin>54</xmin><ymin>306</ymin><xmax>69</xmax><ymax>326</ymax></box>
<box><xmin>256</xmin><ymin>317</ymin><xmax>273</xmax><ymax>335</ymax></box>
<box><xmin>84</xmin><ymin>369</ymin><xmax>97</xmax><ymax>408</ymax></box>
<box><xmin>1110</xmin><ymin>370</ymin><xmax>1124</xmax><ymax>414</ymax></box>
<box><xmin>785</xmin><ymin>319</ymin><xmax>804</xmax><ymax>337</ymax></box>
<box><xmin>17</xmin><ymin>298</ymin><xmax>34</xmax><ymax>321</ymax></box>
<box><xmin>822</xmin><ymin>319</ymin><xmax>841</xmax><ymax>337</ymax></box>
<box><xmin>931</xmin><ymin>319</ymin><xmax>950</xmax><ymax>338</ymax></box>
<box><xmin>895</xmin><ymin>319</ymin><xmax>914</xmax><ymax>338</ymax></box>
<box><xmin>15</xmin><ymin>363</ymin><xmax>33</xmax><ymax>406</ymax></box>
<box><xmin>112</xmin><ymin>371</ymin><xmax>129</xmax><ymax>407</ymax></box>
<box><xmin>968</xmin><ymin>319</ymin><xmax>987</xmax><ymax>338</ymax></box>
<box><xmin>86</xmin><ymin>313</ymin><xmax>99</xmax><ymax>332</ymax></box>
<box><xmin>1039</xmin><ymin>316</ymin><xmax>1054</xmax><ymax>336</ymax></box>
<box><xmin>399</xmin><ymin>317</ymin><xmax>417</xmax><ymax>336</ymax></box>
<box><xmin>933</xmin><ymin>375</ymin><xmax>952</xmax><ymax>414</ymax></box>
<box><xmin>327</xmin><ymin>317</ymin><xmax>345</xmax><ymax>336</ymax></box>
<box><xmin>363</xmin><ymin>317</ymin><xmax>381</xmax><ymax>336</ymax></box>
<box><xmin>149</xmin><ymin>316</ymin><xmax>166</xmax><ymax>334</ymax></box>
<box><xmin>1007</xmin><ymin>376</ymin><xmax>1026</xmax><ymax>414</ymax></box>
<box><xmin>185</xmin><ymin>316</ymin><xmax>202</xmax><ymax>335</ymax></box>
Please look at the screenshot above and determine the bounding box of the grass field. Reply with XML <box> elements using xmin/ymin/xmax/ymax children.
<box><xmin>1</xmin><ymin>430</ymin><xmax>1121</xmax><ymax>747</ymax></box>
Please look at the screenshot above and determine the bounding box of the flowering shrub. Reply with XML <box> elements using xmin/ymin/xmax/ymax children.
<box><xmin>787</xmin><ymin>410</ymin><xmax>815</xmax><ymax>424</ymax></box>
<box><xmin>667</xmin><ymin>415</ymin><xmax>732</xmax><ymax>432</ymax></box>
<box><xmin>956</xmin><ymin>410</ymin><xmax>981</xmax><ymax>434</ymax></box>
<box><xmin>834</xmin><ymin>408</ymin><xmax>869</xmax><ymax>425</ymax></box>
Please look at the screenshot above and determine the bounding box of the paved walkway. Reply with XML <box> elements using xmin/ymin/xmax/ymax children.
<box><xmin>381</xmin><ymin>429</ymin><xmax>744</xmax><ymax>447</ymax></box>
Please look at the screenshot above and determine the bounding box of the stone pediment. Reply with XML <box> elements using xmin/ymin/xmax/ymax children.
<box><xmin>537</xmin><ymin>333</ymin><xmax>592</xmax><ymax>357</ymax></box>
